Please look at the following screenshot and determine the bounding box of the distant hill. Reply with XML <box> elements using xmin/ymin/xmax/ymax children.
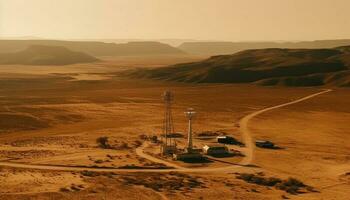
<box><xmin>0</xmin><ymin>45</ymin><xmax>99</xmax><ymax>65</ymax></box>
<box><xmin>79</xmin><ymin>39</ymin><xmax>206</xmax><ymax>47</ymax></box>
<box><xmin>128</xmin><ymin>47</ymin><xmax>350</xmax><ymax>87</ymax></box>
<box><xmin>178</xmin><ymin>40</ymin><xmax>350</xmax><ymax>55</ymax></box>
<box><xmin>0</xmin><ymin>40</ymin><xmax>186</xmax><ymax>56</ymax></box>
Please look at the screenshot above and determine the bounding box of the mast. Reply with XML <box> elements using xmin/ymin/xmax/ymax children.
<box><xmin>185</xmin><ymin>108</ymin><xmax>196</xmax><ymax>152</ymax></box>
<box><xmin>162</xmin><ymin>91</ymin><xmax>175</xmax><ymax>148</ymax></box>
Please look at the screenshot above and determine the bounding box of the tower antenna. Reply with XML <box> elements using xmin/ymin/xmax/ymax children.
<box><xmin>161</xmin><ymin>91</ymin><xmax>177</xmax><ymax>155</ymax></box>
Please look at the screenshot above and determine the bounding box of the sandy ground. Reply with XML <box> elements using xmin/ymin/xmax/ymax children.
<box><xmin>250</xmin><ymin>89</ymin><xmax>350</xmax><ymax>200</ymax></box>
<box><xmin>0</xmin><ymin>56</ymin><xmax>348</xmax><ymax>199</ymax></box>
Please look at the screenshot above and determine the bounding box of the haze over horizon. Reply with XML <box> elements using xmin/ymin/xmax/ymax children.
<box><xmin>0</xmin><ymin>0</ymin><xmax>350</xmax><ymax>42</ymax></box>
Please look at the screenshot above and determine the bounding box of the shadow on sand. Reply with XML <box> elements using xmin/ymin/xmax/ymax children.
<box><xmin>181</xmin><ymin>157</ymin><xmax>214</xmax><ymax>163</ymax></box>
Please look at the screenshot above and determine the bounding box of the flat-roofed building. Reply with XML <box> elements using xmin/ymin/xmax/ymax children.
<box><xmin>202</xmin><ymin>144</ymin><xmax>229</xmax><ymax>155</ymax></box>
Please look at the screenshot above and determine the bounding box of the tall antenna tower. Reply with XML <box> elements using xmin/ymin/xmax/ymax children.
<box><xmin>161</xmin><ymin>91</ymin><xmax>177</xmax><ymax>155</ymax></box>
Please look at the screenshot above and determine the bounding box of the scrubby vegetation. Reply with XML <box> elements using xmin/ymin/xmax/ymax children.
<box><xmin>96</xmin><ymin>136</ymin><xmax>134</xmax><ymax>150</ymax></box>
<box><xmin>79</xmin><ymin>171</ymin><xmax>205</xmax><ymax>193</ymax></box>
<box><xmin>236</xmin><ymin>173</ymin><xmax>315</xmax><ymax>195</ymax></box>
<box><xmin>119</xmin><ymin>172</ymin><xmax>205</xmax><ymax>192</ymax></box>
<box><xmin>96</xmin><ymin>137</ymin><xmax>111</xmax><ymax>149</ymax></box>
<box><xmin>80</xmin><ymin>170</ymin><xmax>117</xmax><ymax>178</ymax></box>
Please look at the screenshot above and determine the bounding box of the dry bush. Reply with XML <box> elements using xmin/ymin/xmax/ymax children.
<box><xmin>236</xmin><ymin>173</ymin><xmax>314</xmax><ymax>195</ymax></box>
<box><xmin>139</xmin><ymin>134</ymin><xmax>148</xmax><ymax>140</ymax></box>
<box><xmin>81</xmin><ymin>170</ymin><xmax>99</xmax><ymax>177</ymax></box>
<box><xmin>96</xmin><ymin>137</ymin><xmax>111</xmax><ymax>149</ymax></box>
<box><xmin>119</xmin><ymin>173</ymin><xmax>204</xmax><ymax>192</ymax></box>
<box><xmin>94</xmin><ymin>159</ymin><xmax>104</xmax><ymax>164</ymax></box>
<box><xmin>276</xmin><ymin>178</ymin><xmax>315</xmax><ymax>195</ymax></box>
<box><xmin>133</xmin><ymin>140</ymin><xmax>142</xmax><ymax>147</ymax></box>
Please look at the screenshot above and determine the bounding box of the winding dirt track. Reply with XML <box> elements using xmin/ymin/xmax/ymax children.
<box><xmin>238</xmin><ymin>89</ymin><xmax>332</xmax><ymax>166</ymax></box>
<box><xmin>0</xmin><ymin>89</ymin><xmax>332</xmax><ymax>173</ymax></box>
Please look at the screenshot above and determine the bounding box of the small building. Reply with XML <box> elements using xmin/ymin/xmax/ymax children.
<box><xmin>173</xmin><ymin>147</ymin><xmax>203</xmax><ymax>161</ymax></box>
<box><xmin>217</xmin><ymin>136</ymin><xmax>239</xmax><ymax>144</ymax></box>
<box><xmin>202</xmin><ymin>144</ymin><xmax>229</xmax><ymax>155</ymax></box>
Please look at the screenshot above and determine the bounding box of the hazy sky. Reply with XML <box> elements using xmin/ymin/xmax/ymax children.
<box><xmin>0</xmin><ymin>0</ymin><xmax>349</xmax><ymax>41</ymax></box>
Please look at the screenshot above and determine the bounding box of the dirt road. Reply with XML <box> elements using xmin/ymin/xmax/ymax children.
<box><xmin>238</xmin><ymin>89</ymin><xmax>333</xmax><ymax>165</ymax></box>
<box><xmin>0</xmin><ymin>89</ymin><xmax>332</xmax><ymax>173</ymax></box>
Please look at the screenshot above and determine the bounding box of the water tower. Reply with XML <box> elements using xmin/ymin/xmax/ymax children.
<box><xmin>173</xmin><ymin>107</ymin><xmax>203</xmax><ymax>161</ymax></box>
<box><xmin>185</xmin><ymin>108</ymin><xmax>196</xmax><ymax>153</ymax></box>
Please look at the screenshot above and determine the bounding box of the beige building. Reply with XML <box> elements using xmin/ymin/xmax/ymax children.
<box><xmin>202</xmin><ymin>145</ymin><xmax>229</xmax><ymax>155</ymax></box>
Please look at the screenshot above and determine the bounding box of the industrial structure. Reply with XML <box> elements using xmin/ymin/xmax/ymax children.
<box><xmin>185</xmin><ymin>108</ymin><xmax>195</xmax><ymax>152</ymax></box>
<box><xmin>173</xmin><ymin>108</ymin><xmax>203</xmax><ymax>161</ymax></box>
<box><xmin>159</xmin><ymin>91</ymin><xmax>231</xmax><ymax>161</ymax></box>
<box><xmin>160</xmin><ymin>91</ymin><xmax>177</xmax><ymax>155</ymax></box>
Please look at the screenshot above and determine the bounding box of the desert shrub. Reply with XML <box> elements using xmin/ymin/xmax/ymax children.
<box><xmin>238</xmin><ymin>173</ymin><xmax>282</xmax><ymax>186</ymax></box>
<box><xmin>120</xmin><ymin>142</ymin><xmax>129</xmax><ymax>149</ymax></box>
<box><xmin>265</xmin><ymin>177</ymin><xmax>283</xmax><ymax>186</ymax></box>
<box><xmin>276</xmin><ymin>178</ymin><xmax>306</xmax><ymax>194</ymax></box>
<box><xmin>150</xmin><ymin>136</ymin><xmax>158</xmax><ymax>143</ymax></box>
<box><xmin>96</xmin><ymin>137</ymin><xmax>110</xmax><ymax>149</ymax></box>
<box><xmin>283</xmin><ymin>178</ymin><xmax>305</xmax><ymax>187</ymax></box>
<box><xmin>94</xmin><ymin>159</ymin><xmax>104</xmax><ymax>164</ymax></box>
<box><xmin>139</xmin><ymin>134</ymin><xmax>148</xmax><ymax>140</ymax></box>
<box><xmin>119</xmin><ymin>173</ymin><xmax>203</xmax><ymax>192</ymax></box>
<box><xmin>133</xmin><ymin>140</ymin><xmax>142</xmax><ymax>147</ymax></box>
<box><xmin>81</xmin><ymin>170</ymin><xmax>98</xmax><ymax>177</ymax></box>
<box><xmin>236</xmin><ymin>173</ymin><xmax>311</xmax><ymax>195</ymax></box>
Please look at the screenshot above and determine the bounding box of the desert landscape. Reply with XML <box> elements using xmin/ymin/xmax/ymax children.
<box><xmin>0</xmin><ymin>51</ymin><xmax>348</xmax><ymax>199</ymax></box>
<box><xmin>1</xmin><ymin>0</ymin><xmax>350</xmax><ymax>199</ymax></box>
